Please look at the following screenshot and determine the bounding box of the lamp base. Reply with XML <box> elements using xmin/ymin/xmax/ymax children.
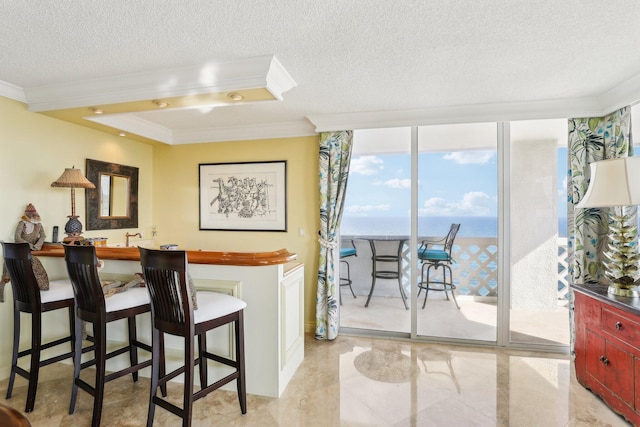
<box><xmin>64</xmin><ymin>215</ymin><xmax>84</xmax><ymax>243</ymax></box>
<box><xmin>608</xmin><ymin>284</ymin><xmax>640</xmax><ymax>298</ymax></box>
<box><xmin>603</xmin><ymin>210</ymin><xmax>640</xmax><ymax>298</ymax></box>
<box><xmin>606</xmin><ymin>275</ymin><xmax>640</xmax><ymax>297</ymax></box>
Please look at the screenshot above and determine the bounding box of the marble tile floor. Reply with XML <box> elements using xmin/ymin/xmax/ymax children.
<box><xmin>0</xmin><ymin>334</ymin><xmax>630</xmax><ymax>426</ymax></box>
<box><xmin>340</xmin><ymin>294</ymin><xmax>571</xmax><ymax>346</ymax></box>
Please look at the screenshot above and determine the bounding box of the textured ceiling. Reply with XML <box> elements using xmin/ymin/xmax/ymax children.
<box><xmin>2</xmin><ymin>1</ymin><xmax>640</xmax><ymax>143</ymax></box>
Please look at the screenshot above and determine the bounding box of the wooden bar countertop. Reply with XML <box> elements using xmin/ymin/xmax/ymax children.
<box><xmin>33</xmin><ymin>243</ymin><xmax>297</xmax><ymax>267</ymax></box>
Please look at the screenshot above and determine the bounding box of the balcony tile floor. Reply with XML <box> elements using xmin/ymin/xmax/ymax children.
<box><xmin>0</xmin><ymin>333</ymin><xmax>629</xmax><ymax>426</ymax></box>
<box><xmin>340</xmin><ymin>294</ymin><xmax>570</xmax><ymax>346</ymax></box>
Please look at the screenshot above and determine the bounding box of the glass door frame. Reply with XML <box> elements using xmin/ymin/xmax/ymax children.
<box><xmin>342</xmin><ymin>121</ymin><xmax>568</xmax><ymax>354</ymax></box>
<box><xmin>407</xmin><ymin>124</ymin><xmax>505</xmax><ymax>346</ymax></box>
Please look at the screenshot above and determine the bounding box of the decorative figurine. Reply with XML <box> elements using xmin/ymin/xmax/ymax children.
<box><xmin>15</xmin><ymin>203</ymin><xmax>47</xmax><ymax>251</ymax></box>
<box><xmin>1</xmin><ymin>204</ymin><xmax>50</xmax><ymax>302</ymax></box>
<box><xmin>15</xmin><ymin>203</ymin><xmax>49</xmax><ymax>291</ymax></box>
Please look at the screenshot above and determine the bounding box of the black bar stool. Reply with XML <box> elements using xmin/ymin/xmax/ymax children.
<box><xmin>417</xmin><ymin>224</ymin><xmax>461</xmax><ymax>309</ymax></box>
<box><xmin>2</xmin><ymin>242</ymin><xmax>78</xmax><ymax>413</ymax></box>
<box><xmin>64</xmin><ymin>244</ymin><xmax>155</xmax><ymax>427</ymax></box>
<box><xmin>139</xmin><ymin>247</ymin><xmax>247</xmax><ymax>427</ymax></box>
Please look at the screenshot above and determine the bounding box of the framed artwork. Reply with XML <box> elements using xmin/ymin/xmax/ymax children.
<box><xmin>199</xmin><ymin>161</ymin><xmax>287</xmax><ymax>231</ymax></box>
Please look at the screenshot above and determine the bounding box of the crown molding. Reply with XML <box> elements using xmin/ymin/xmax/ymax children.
<box><xmin>172</xmin><ymin>120</ymin><xmax>317</xmax><ymax>144</ymax></box>
<box><xmin>308</xmin><ymin>72</ymin><xmax>640</xmax><ymax>132</ymax></box>
<box><xmin>598</xmin><ymin>72</ymin><xmax>640</xmax><ymax>116</ymax></box>
<box><xmin>89</xmin><ymin>114</ymin><xmax>316</xmax><ymax>144</ymax></box>
<box><xmin>87</xmin><ymin>114</ymin><xmax>174</xmax><ymax>144</ymax></box>
<box><xmin>306</xmin><ymin>96</ymin><xmax>614</xmax><ymax>132</ymax></box>
<box><xmin>24</xmin><ymin>55</ymin><xmax>297</xmax><ymax>112</ymax></box>
<box><xmin>265</xmin><ymin>56</ymin><xmax>297</xmax><ymax>101</ymax></box>
<box><xmin>0</xmin><ymin>80</ymin><xmax>26</xmax><ymax>102</ymax></box>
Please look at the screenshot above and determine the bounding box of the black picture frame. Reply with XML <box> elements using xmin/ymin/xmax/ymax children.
<box><xmin>199</xmin><ymin>161</ymin><xmax>287</xmax><ymax>231</ymax></box>
<box><xmin>85</xmin><ymin>159</ymin><xmax>139</xmax><ymax>230</ymax></box>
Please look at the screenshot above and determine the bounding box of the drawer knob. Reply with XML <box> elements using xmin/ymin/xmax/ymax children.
<box><xmin>615</xmin><ymin>321</ymin><xmax>623</xmax><ymax>330</ymax></box>
<box><xmin>599</xmin><ymin>355</ymin><xmax>609</xmax><ymax>366</ymax></box>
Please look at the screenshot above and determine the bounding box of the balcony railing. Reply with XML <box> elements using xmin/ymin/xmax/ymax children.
<box><xmin>341</xmin><ymin>236</ymin><xmax>569</xmax><ymax>301</ymax></box>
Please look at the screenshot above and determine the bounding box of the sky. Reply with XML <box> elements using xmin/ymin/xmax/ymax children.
<box><xmin>343</xmin><ymin>138</ymin><xmax>568</xmax><ymax>220</ymax></box>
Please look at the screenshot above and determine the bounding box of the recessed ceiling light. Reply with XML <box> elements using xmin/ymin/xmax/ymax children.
<box><xmin>227</xmin><ymin>93</ymin><xmax>244</xmax><ymax>101</ymax></box>
<box><xmin>90</xmin><ymin>107</ymin><xmax>104</xmax><ymax>114</ymax></box>
<box><xmin>118</xmin><ymin>132</ymin><xmax>127</xmax><ymax>137</ymax></box>
<box><xmin>153</xmin><ymin>100</ymin><xmax>169</xmax><ymax>108</ymax></box>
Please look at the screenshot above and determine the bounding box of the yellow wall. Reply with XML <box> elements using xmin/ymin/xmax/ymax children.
<box><xmin>0</xmin><ymin>96</ymin><xmax>321</xmax><ymax>363</ymax></box>
<box><xmin>153</xmin><ymin>138</ymin><xmax>320</xmax><ymax>331</ymax></box>
<box><xmin>0</xmin><ymin>96</ymin><xmax>154</xmax><ymax>373</ymax></box>
<box><xmin>0</xmin><ymin>97</ymin><xmax>154</xmax><ymax>258</ymax></box>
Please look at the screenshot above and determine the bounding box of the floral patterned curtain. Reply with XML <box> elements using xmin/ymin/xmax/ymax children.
<box><xmin>567</xmin><ymin>105</ymin><xmax>633</xmax><ymax>351</ymax></box>
<box><xmin>315</xmin><ymin>131</ymin><xmax>353</xmax><ymax>340</ymax></box>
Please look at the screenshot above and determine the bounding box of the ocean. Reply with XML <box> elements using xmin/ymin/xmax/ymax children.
<box><xmin>340</xmin><ymin>216</ymin><xmax>568</xmax><ymax>238</ymax></box>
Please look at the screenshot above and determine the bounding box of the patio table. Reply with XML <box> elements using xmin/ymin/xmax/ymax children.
<box><xmin>362</xmin><ymin>236</ymin><xmax>409</xmax><ymax>310</ymax></box>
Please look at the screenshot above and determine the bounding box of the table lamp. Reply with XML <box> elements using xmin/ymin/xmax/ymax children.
<box><xmin>51</xmin><ymin>166</ymin><xmax>96</xmax><ymax>243</ymax></box>
<box><xmin>576</xmin><ymin>157</ymin><xmax>640</xmax><ymax>297</ymax></box>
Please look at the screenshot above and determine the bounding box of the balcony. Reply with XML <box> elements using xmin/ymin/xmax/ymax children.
<box><xmin>339</xmin><ymin>236</ymin><xmax>570</xmax><ymax>347</ymax></box>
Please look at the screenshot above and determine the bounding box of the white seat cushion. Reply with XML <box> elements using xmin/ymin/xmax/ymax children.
<box><xmin>40</xmin><ymin>279</ymin><xmax>74</xmax><ymax>304</ymax></box>
<box><xmin>194</xmin><ymin>291</ymin><xmax>246</xmax><ymax>325</ymax></box>
<box><xmin>105</xmin><ymin>286</ymin><xmax>150</xmax><ymax>313</ymax></box>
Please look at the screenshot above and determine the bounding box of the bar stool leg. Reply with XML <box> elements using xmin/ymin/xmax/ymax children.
<box><xmin>198</xmin><ymin>333</ymin><xmax>208</xmax><ymax>388</ymax></box>
<box><xmin>25</xmin><ymin>312</ymin><xmax>42</xmax><ymax>412</ymax></box>
<box><xmin>69</xmin><ymin>312</ymin><xmax>83</xmax><ymax>415</ymax></box>
<box><xmin>92</xmin><ymin>321</ymin><xmax>107</xmax><ymax>427</ymax></box>
<box><xmin>236</xmin><ymin>313</ymin><xmax>247</xmax><ymax>414</ymax></box>
<box><xmin>6</xmin><ymin>306</ymin><xmax>20</xmax><ymax>401</ymax></box>
<box><xmin>339</xmin><ymin>259</ymin><xmax>357</xmax><ymax>305</ymax></box>
<box><xmin>128</xmin><ymin>317</ymin><xmax>139</xmax><ymax>382</ymax></box>
<box><xmin>444</xmin><ymin>265</ymin><xmax>460</xmax><ymax>309</ymax></box>
<box><xmin>183</xmin><ymin>335</ymin><xmax>195</xmax><ymax>426</ymax></box>
<box><xmin>146</xmin><ymin>328</ymin><xmax>160</xmax><ymax>427</ymax></box>
<box><xmin>422</xmin><ymin>264</ymin><xmax>434</xmax><ymax>309</ymax></box>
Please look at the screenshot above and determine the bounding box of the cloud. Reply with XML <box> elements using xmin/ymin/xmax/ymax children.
<box><xmin>443</xmin><ymin>151</ymin><xmax>494</xmax><ymax>165</ymax></box>
<box><xmin>384</xmin><ymin>178</ymin><xmax>411</xmax><ymax>189</ymax></box>
<box><xmin>345</xmin><ymin>204</ymin><xmax>392</xmax><ymax>214</ymax></box>
<box><xmin>419</xmin><ymin>192</ymin><xmax>491</xmax><ymax>216</ymax></box>
<box><xmin>350</xmin><ymin>156</ymin><xmax>383</xmax><ymax>175</ymax></box>
<box><xmin>558</xmin><ymin>175</ymin><xmax>567</xmax><ymax>198</ymax></box>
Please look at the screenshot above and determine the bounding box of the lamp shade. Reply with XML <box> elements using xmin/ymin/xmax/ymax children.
<box><xmin>576</xmin><ymin>157</ymin><xmax>640</xmax><ymax>208</ymax></box>
<box><xmin>51</xmin><ymin>167</ymin><xmax>95</xmax><ymax>189</ymax></box>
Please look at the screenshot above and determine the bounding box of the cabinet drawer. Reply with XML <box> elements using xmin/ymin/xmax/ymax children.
<box><xmin>602</xmin><ymin>308</ymin><xmax>640</xmax><ymax>349</ymax></box>
<box><xmin>575</xmin><ymin>291</ymin><xmax>602</xmax><ymax>328</ymax></box>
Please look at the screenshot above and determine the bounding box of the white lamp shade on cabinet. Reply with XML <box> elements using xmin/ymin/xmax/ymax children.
<box><xmin>576</xmin><ymin>157</ymin><xmax>640</xmax><ymax>208</ymax></box>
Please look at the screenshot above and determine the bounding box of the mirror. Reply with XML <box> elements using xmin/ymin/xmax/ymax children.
<box><xmin>85</xmin><ymin>159</ymin><xmax>139</xmax><ymax>230</ymax></box>
<box><xmin>99</xmin><ymin>173</ymin><xmax>129</xmax><ymax>217</ymax></box>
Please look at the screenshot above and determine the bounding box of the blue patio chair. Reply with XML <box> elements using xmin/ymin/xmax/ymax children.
<box><xmin>417</xmin><ymin>224</ymin><xmax>461</xmax><ymax>309</ymax></box>
<box><xmin>339</xmin><ymin>240</ymin><xmax>357</xmax><ymax>304</ymax></box>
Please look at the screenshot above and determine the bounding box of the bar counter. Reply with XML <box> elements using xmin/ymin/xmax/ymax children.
<box><xmin>30</xmin><ymin>242</ymin><xmax>305</xmax><ymax>398</ymax></box>
<box><xmin>33</xmin><ymin>243</ymin><xmax>297</xmax><ymax>266</ymax></box>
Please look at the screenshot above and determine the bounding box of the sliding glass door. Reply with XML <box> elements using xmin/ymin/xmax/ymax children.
<box><xmin>508</xmin><ymin>119</ymin><xmax>569</xmax><ymax>349</ymax></box>
<box><xmin>416</xmin><ymin>123</ymin><xmax>498</xmax><ymax>342</ymax></box>
<box><xmin>339</xmin><ymin>128</ymin><xmax>411</xmax><ymax>333</ymax></box>
<box><xmin>339</xmin><ymin>120</ymin><xmax>570</xmax><ymax>351</ymax></box>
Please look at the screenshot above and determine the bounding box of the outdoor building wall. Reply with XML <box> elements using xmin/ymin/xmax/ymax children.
<box><xmin>510</xmin><ymin>138</ymin><xmax>558</xmax><ymax>309</ymax></box>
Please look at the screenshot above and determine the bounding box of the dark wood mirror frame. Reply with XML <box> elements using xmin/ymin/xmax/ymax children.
<box><xmin>85</xmin><ymin>159</ymin><xmax>139</xmax><ymax>230</ymax></box>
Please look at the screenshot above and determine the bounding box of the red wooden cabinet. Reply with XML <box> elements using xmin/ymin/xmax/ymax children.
<box><xmin>573</xmin><ymin>286</ymin><xmax>640</xmax><ymax>426</ymax></box>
